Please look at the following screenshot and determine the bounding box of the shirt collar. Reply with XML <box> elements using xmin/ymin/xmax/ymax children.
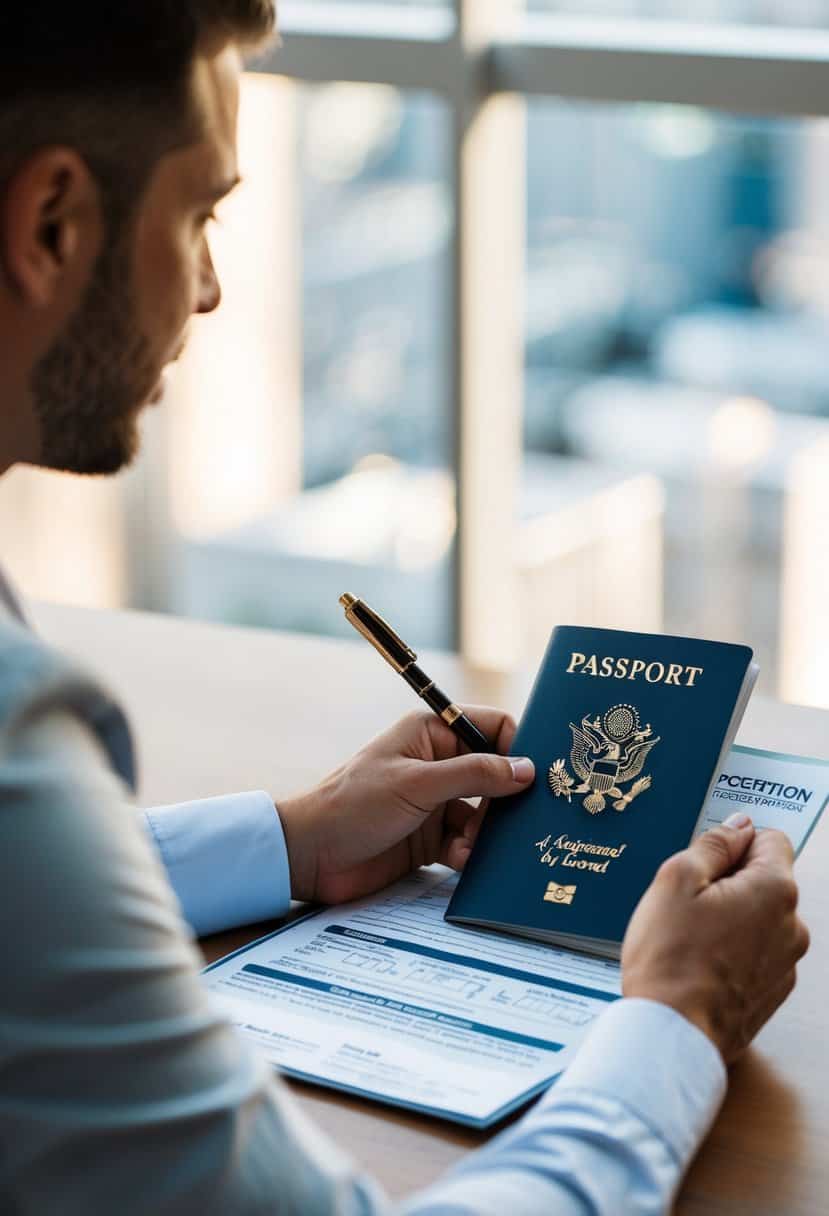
<box><xmin>0</xmin><ymin>567</ymin><xmax>27</xmax><ymax>625</ymax></box>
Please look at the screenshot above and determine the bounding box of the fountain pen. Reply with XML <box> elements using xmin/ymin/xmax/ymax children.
<box><xmin>339</xmin><ymin>594</ymin><xmax>493</xmax><ymax>754</ymax></box>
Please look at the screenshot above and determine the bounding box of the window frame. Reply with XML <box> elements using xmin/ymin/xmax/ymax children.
<box><xmin>254</xmin><ymin>2</ymin><xmax>829</xmax><ymax>666</ymax></box>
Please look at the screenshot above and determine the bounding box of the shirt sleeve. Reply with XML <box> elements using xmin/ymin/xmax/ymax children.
<box><xmin>141</xmin><ymin>793</ymin><xmax>291</xmax><ymax>937</ymax></box>
<box><xmin>403</xmin><ymin>997</ymin><xmax>726</xmax><ymax>1215</ymax></box>
<box><xmin>1</xmin><ymin>691</ymin><xmax>727</xmax><ymax>1216</ymax></box>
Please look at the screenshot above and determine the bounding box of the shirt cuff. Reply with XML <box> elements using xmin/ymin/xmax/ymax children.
<box><xmin>143</xmin><ymin>791</ymin><xmax>291</xmax><ymax>938</ymax></box>
<box><xmin>550</xmin><ymin>997</ymin><xmax>727</xmax><ymax>1167</ymax></box>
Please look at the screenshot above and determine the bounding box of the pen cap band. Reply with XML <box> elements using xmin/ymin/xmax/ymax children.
<box><xmin>341</xmin><ymin>596</ymin><xmax>417</xmax><ymax>672</ymax></box>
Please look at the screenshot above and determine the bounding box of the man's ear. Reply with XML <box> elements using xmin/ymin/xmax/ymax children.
<box><xmin>0</xmin><ymin>147</ymin><xmax>102</xmax><ymax>309</ymax></box>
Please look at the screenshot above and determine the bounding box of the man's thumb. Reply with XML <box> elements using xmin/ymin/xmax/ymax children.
<box><xmin>683</xmin><ymin>814</ymin><xmax>755</xmax><ymax>888</ymax></box>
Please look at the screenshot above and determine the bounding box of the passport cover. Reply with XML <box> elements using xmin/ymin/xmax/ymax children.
<box><xmin>446</xmin><ymin>626</ymin><xmax>755</xmax><ymax>952</ymax></box>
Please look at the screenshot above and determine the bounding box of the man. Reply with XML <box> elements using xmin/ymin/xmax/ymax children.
<box><xmin>0</xmin><ymin>5</ymin><xmax>809</xmax><ymax>1214</ymax></box>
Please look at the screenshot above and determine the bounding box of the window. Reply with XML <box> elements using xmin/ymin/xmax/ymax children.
<box><xmin>522</xmin><ymin>101</ymin><xmax>829</xmax><ymax>705</ymax></box>
<box><xmin>167</xmin><ymin>80</ymin><xmax>455</xmax><ymax>650</ymax></box>
<box><xmin>8</xmin><ymin>2</ymin><xmax>829</xmax><ymax>709</ymax></box>
<box><xmin>526</xmin><ymin>0</ymin><xmax>829</xmax><ymax>25</ymax></box>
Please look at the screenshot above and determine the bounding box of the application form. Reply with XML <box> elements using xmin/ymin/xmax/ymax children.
<box><xmin>695</xmin><ymin>745</ymin><xmax>829</xmax><ymax>855</ymax></box>
<box><xmin>203</xmin><ymin>867</ymin><xmax>620</xmax><ymax>1127</ymax></box>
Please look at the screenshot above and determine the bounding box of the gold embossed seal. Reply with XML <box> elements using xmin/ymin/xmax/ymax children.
<box><xmin>548</xmin><ymin>704</ymin><xmax>661</xmax><ymax>815</ymax></box>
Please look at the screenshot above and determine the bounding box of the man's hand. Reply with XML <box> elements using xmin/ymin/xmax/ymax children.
<box><xmin>278</xmin><ymin>708</ymin><xmax>535</xmax><ymax>906</ymax></box>
<box><xmin>622</xmin><ymin>815</ymin><xmax>810</xmax><ymax>1064</ymax></box>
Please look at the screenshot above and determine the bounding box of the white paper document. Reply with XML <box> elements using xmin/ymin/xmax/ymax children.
<box><xmin>695</xmin><ymin>745</ymin><xmax>829</xmax><ymax>855</ymax></box>
<box><xmin>203</xmin><ymin>867</ymin><xmax>621</xmax><ymax>1127</ymax></box>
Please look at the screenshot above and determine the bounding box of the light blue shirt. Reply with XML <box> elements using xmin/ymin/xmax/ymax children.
<box><xmin>142</xmin><ymin>793</ymin><xmax>291</xmax><ymax>936</ymax></box>
<box><xmin>0</xmin><ymin>597</ymin><xmax>727</xmax><ymax>1215</ymax></box>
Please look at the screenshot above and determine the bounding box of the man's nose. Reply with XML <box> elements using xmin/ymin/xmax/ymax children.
<box><xmin>197</xmin><ymin>241</ymin><xmax>222</xmax><ymax>315</ymax></box>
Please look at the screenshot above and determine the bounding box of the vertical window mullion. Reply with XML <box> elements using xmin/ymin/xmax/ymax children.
<box><xmin>453</xmin><ymin>0</ymin><xmax>526</xmax><ymax>667</ymax></box>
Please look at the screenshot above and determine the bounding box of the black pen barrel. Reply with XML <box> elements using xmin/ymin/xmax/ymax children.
<box><xmin>341</xmin><ymin>594</ymin><xmax>493</xmax><ymax>753</ymax></box>
<box><xmin>403</xmin><ymin>664</ymin><xmax>493</xmax><ymax>753</ymax></box>
<box><xmin>447</xmin><ymin>714</ymin><xmax>494</xmax><ymax>754</ymax></box>
<box><xmin>404</xmin><ymin>663</ymin><xmax>450</xmax><ymax>708</ymax></box>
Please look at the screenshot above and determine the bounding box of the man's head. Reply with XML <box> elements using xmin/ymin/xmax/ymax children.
<box><xmin>0</xmin><ymin>3</ymin><xmax>276</xmax><ymax>476</ymax></box>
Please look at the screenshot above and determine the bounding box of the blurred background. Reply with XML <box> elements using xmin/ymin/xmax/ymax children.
<box><xmin>4</xmin><ymin>0</ymin><xmax>829</xmax><ymax>708</ymax></box>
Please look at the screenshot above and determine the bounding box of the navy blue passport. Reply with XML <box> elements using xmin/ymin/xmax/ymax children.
<box><xmin>446</xmin><ymin>626</ymin><xmax>757</xmax><ymax>957</ymax></box>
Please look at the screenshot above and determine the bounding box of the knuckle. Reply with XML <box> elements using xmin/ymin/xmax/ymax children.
<box><xmin>776</xmin><ymin>876</ymin><xmax>800</xmax><ymax>913</ymax></box>
<box><xmin>699</xmin><ymin>828</ymin><xmax>733</xmax><ymax>862</ymax></box>
<box><xmin>469</xmin><ymin>754</ymin><xmax>503</xmax><ymax>786</ymax></box>
<box><xmin>795</xmin><ymin>920</ymin><xmax>811</xmax><ymax>960</ymax></box>
<box><xmin>486</xmin><ymin>754</ymin><xmax>512</xmax><ymax>784</ymax></box>
<box><xmin>656</xmin><ymin>852</ymin><xmax>688</xmax><ymax>887</ymax></box>
<box><xmin>766</xmin><ymin>828</ymin><xmax>796</xmax><ymax>864</ymax></box>
<box><xmin>401</xmin><ymin>709</ymin><xmax>429</xmax><ymax>736</ymax></box>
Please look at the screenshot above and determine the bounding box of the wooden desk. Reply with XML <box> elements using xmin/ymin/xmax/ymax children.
<box><xmin>32</xmin><ymin>602</ymin><xmax>829</xmax><ymax>1215</ymax></box>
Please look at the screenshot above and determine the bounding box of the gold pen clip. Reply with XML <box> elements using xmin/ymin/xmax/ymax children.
<box><xmin>339</xmin><ymin>594</ymin><xmax>417</xmax><ymax>673</ymax></box>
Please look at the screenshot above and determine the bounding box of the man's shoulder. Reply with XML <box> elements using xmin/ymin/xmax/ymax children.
<box><xmin>0</xmin><ymin>617</ymin><xmax>137</xmax><ymax>791</ymax></box>
<box><xmin>0</xmin><ymin>615</ymin><xmax>73</xmax><ymax>712</ymax></box>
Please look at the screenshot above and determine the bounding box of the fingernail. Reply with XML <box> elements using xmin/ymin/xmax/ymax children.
<box><xmin>724</xmin><ymin>812</ymin><xmax>753</xmax><ymax>830</ymax></box>
<box><xmin>510</xmin><ymin>758</ymin><xmax>535</xmax><ymax>783</ymax></box>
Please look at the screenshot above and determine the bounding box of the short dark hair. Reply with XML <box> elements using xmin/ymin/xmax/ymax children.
<box><xmin>0</xmin><ymin>3</ymin><xmax>276</xmax><ymax>229</ymax></box>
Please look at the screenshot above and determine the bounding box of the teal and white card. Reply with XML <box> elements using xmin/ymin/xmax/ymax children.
<box><xmin>695</xmin><ymin>745</ymin><xmax>829</xmax><ymax>856</ymax></box>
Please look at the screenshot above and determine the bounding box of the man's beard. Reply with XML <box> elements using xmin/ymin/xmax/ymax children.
<box><xmin>31</xmin><ymin>228</ymin><xmax>159</xmax><ymax>477</ymax></box>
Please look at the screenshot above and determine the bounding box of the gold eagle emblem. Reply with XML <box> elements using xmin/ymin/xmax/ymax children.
<box><xmin>548</xmin><ymin>704</ymin><xmax>661</xmax><ymax>815</ymax></box>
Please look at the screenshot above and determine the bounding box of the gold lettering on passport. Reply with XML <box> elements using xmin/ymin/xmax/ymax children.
<box><xmin>535</xmin><ymin>834</ymin><xmax>629</xmax><ymax>878</ymax></box>
<box><xmin>566</xmin><ymin>652</ymin><xmax>704</xmax><ymax>687</ymax></box>
<box><xmin>549</xmin><ymin>704</ymin><xmax>661</xmax><ymax>815</ymax></box>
